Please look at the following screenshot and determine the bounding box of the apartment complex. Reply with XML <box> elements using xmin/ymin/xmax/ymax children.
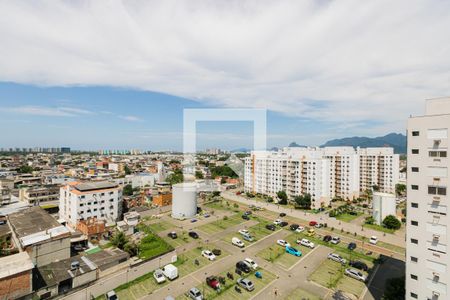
<box><xmin>0</xmin><ymin>177</ymin><xmax>14</xmax><ymax>206</ymax></box>
<box><xmin>19</xmin><ymin>184</ymin><xmax>60</xmax><ymax>205</ymax></box>
<box><xmin>244</xmin><ymin>147</ymin><xmax>399</xmax><ymax>209</ymax></box>
<box><xmin>406</xmin><ymin>97</ymin><xmax>450</xmax><ymax>300</ymax></box>
<box><xmin>59</xmin><ymin>181</ymin><xmax>123</xmax><ymax>228</ymax></box>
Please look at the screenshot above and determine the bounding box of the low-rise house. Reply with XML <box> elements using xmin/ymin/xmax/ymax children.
<box><xmin>0</xmin><ymin>252</ymin><xmax>34</xmax><ymax>300</ymax></box>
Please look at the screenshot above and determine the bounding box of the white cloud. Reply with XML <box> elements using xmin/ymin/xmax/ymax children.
<box><xmin>0</xmin><ymin>105</ymin><xmax>93</xmax><ymax>117</ymax></box>
<box><xmin>0</xmin><ymin>0</ymin><xmax>449</xmax><ymax>133</ymax></box>
<box><xmin>118</xmin><ymin>115</ymin><xmax>143</xmax><ymax>122</ymax></box>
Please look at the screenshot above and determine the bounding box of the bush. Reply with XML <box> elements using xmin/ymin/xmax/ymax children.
<box><xmin>383</xmin><ymin>215</ymin><xmax>401</xmax><ymax>230</ymax></box>
<box><xmin>365</xmin><ymin>216</ymin><xmax>375</xmax><ymax>225</ymax></box>
<box><xmin>277</xmin><ymin>191</ymin><xmax>288</xmax><ymax>205</ymax></box>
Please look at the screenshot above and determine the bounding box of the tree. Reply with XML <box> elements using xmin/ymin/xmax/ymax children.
<box><xmin>166</xmin><ymin>169</ymin><xmax>184</xmax><ymax>185</ymax></box>
<box><xmin>124</xmin><ymin>165</ymin><xmax>132</xmax><ymax>175</ymax></box>
<box><xmin>17</xmin><ymin>165</ymin><xmax>33</xmax><ymax>174</ymax></box>
<box><xmin>124</xmin><ymin>242</ymin><xmax>138</xmax><ymax>256</ymax></box>
<box><xmin>212</xmin><ymin>191</ymin><xmax>221</xmax><ymax>197</ymax></box>
<box><xmin>123</xmin><ymin>184</ymin><xmax>133</xmax><ymax>196</ymax></box>
<box><xmin>294</xmin><ymin>194</ymin><xmax>312</xmax><ymax>209</ymax></box>
<box><xmin>210</xmin><ymin>165</ymin><xmax>238</xmax><ymax>178</ymax></box>
<box><xmin>277</xmin><ymin>191</ymin><xmax>288</xmax><ymax>205</ymax></box>
<box><xmin>395</xmin><ymin>183</ymin><xmax>406</xmax><ymax>196</ymax></box>
<box><xmin>382</xmin><ymin>277</ymin><xmax>405</xmax><ymax>300</ymax></box>
<box><xmin>195</xmin><ymin>171</ymin><xmax>204</xmax><ymax>179</ymax></box>
<box><xmin>111</xmin><ymin>231</ymin><xmax>127</xmax><ymax>250</ymax></box>
<box><xmin>365</xmin><ymin>216</ymin><xmax>375</xmax><ymax>225</ymax></box>
<box><xmin>372</xmin><ymin>185</ymin><xmax>380</xmax><ymax>192</ymax></box>
<box><xmin>383</xmin><ymin>215</ymin><xmax>401</xmax><ymax>230</ymax></box>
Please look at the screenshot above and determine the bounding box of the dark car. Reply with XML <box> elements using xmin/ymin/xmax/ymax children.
<box><xmin>167</xmin><ymin>232</ymin><xmax>178</xmax><ymax>239</ymax></box>
<box><xmin>236</xmin><ymin>261</ymin><xmax>251</xmax><ymax>273</ymax></box>
<box><xmin>242</xmin><ymin>214</ymin><xmax>250</xmax><ymax>220</ymax></box>
<box><xmin>349</xmin><ymin>260</ymin><xmax>368</xmax><ymax>271</ymax></box>
<box><xmin>265</xmin><ymin>224</ymin><xmax>276</xmax><ymax>231</ymax></box>
<box><xmin>280</xmin><ymin>221</ymin><xmax>288</xmax><ymax>227</ymax></box>
<box><xmin>348</xmin><ymin>242</ymin><xmax>357</xmax><ymax>250</ymax></box>
<box><xmin>290</xmin><ymin>224</ymin><xmax>300</xmax><ymax>231</ymax></box>
<box><xmin>309</xmin><ymin>221</ymin><xmax>317</xmax><ymax>227</ymax></box>
<box><xmin>323</xmin><ymin>235</ymin><xmax>332</xmax><ymax>242</ymax></box>
<box><xmin>279</xmin><ymin>213</ymin><xmax>286</xmax><ymax>217</ymax></box>
<box><xmin>206</xmin><ymin>276</ymin><xmax>220</xmax><ymax>290</ymax></box>
<box><xmin>212</xmin><ymin>249</ymin><xmax>222</xmax><ymax>256</ymax></box>
<box><xmin>244</xmin><ymin>210</ymin><xmax>252</xmax><ymax>215</ymax></box>
<box><xmin>189</xmin><ymin>231</ymin><xmax>199</xmax><ymax>239</ymax></box>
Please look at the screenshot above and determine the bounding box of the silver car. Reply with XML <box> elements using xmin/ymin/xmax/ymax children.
<box><xmin>188</xmin><ymin>287</ymin><xmax>203</xmax><ymax>300</ymax></box>
<box><xmin>237</xmin><ymin>278</ymin><xmax>255</xmax><ymax>291</ymax></box>
<box><xmin>327</xmin><ymin>253</ymin><xmax>347</xmax><ymax>265</ymax></box>
<box><xmin>345</xmin><ymin>268</ymin><xmax>367</xmax><ymax>282</ymax></box>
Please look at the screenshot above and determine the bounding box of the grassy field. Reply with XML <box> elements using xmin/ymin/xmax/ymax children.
<box><xmin>146</xmin><ymin>220</ymin><xmax>177</xmax><ymax>233</ymax></box>
<box><xmin>220</xmin><ymin>216</ymin><xmax>277</xmax><ymax>247</ymax></box>
<box><xmin>198</xmin><ymin>214</ymin><xmax>243</xmax><ymax>235</ymax></box>
<box><xmin>285</xmin><ymin>288</ymin><xmax>323</xmax><ymax>300</ymax></box>
<box><xmin>174</xmin><ymin>246</ymin><xmax>229</xmax><ymax>277</ymax></box>
<box><xmin>335</xmin><ymin>213</ymin><xmax>361</xmax><ymax>222</ymax></box>
<box><xmin>139</xmin><ymin>233</ymin><xmax>174</xmax><ymax>260</ymax></box>
<box><xmin>163</xmin><ymin>231</ymin><xmax>192</xmax><ymax>249</ymax></box>
<box><xmin>363</xmin><ymin>223</ymin><xmax>396</xmax><ymax>234</ymax></box>
<box><xmin>176</xmin><ymin>266</ymin><xmax>276</xmax><ymax>300</ymax></box>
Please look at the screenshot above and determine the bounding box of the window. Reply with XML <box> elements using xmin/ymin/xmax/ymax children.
<box><xmin>411</xmin><ymin>185</ymin><xmax>419</xmax><ymax>190</ymax></box>
<box><xmin>429</xmin><ymin>151</ymin><xmax>447</xmax><ymax>158</ymax></box>
<box><xmin>429</xmin><ymin>186</ymin><xmax>447</xmax><ymax>196</ymax></box>
<box><xmin>412</xmin><ymin>149</ymin><xmax>419</xmax><ymax>154</ymax></box>
<box><xmin>411</xmin><ymin>220</ymin><xmax>418</xmax><ymax>226</ymax></box>
<box><xmin>411</xmin><ymin>238</ymin><xmax>418</xmax><ymax>244</ymax></box>
<box><xmin>411</xmin><ymin>202</ymin><xmax>418</xmax><ymax>208</ymax></box>
<box><xmin>410</xmin><ymin>274</ymin><xmax>418</xmax><ymax>280</ymax></box>
<box><xmin>410</xmin><ymin>256</ymin><xmax>418</xmax><ymax>263</ymax></box>
<box><xmin>412</xmin><ymin>131</ymin><xmax>419</xmax><ymax>136</ymax></box>
<box><xmin>411</xmin><ymin>167</ymin><xmax>419</xmax><ymax>172</ymax></box>
<box><xmin>410</xmin><ymin>292</ymin><xmax>417</xmax><ymax>299</ymax></box>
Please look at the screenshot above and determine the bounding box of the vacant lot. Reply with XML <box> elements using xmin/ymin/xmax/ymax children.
<box><xmin>139</xmin><ymin>233</ymin><xmax>174</xmax><ymax>260</ymax></box>
<box><xmin>198</xmin><ymin>214</ymin><xmax>243</xmax><ymax>235</ymax></box>
<box><xmin>146</xmin><ymin>219</ymin><xmax>177</xmax><ymax>233</ymax></box>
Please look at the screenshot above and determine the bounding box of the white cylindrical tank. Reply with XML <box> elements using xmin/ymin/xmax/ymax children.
<box><xmin>172</xmin><ymin>182</ymin><xmax>197</xmax><ymax>219</ymax></box>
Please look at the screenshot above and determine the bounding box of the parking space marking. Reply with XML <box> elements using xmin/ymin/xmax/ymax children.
<box><xmin>360</xmin><ymin>262</ymin><xmax>381</xmax><ymax>299</ymax></box>
<box><xmin>287</xmin><ymin>245</ymin><xmax>321</xmax><ymax>271</ymax></box>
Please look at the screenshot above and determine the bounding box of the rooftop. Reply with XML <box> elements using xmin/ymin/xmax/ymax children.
<box><xmin>74</xmin><ymin>181</ymin><xmax>118</xmax><ymax>192</ymax></box>
<box><xmin>0</xmin><ymin>252</ymin><xmax>34</xmax><ymax>279</ymax></box>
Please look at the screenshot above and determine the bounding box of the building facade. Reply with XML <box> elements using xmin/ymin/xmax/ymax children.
<box><xmin>59</xmin><ymin>181</ymin><xmax>123</xmax><ymax>228</ymax></box>
<box><xmin>406</xmin><ymin>97</ymin><xmax>450</xmax><ymax>300</ymax></box>
<box><xmin>244</xmin><ymin>147</ymin><xmax>399</xmax><ymax>209</ymax></box>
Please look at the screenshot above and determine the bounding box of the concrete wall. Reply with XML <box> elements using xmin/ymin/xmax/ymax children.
<box><xmin>60</xmin><ymin>250</ymin><xmax>177</xmax><ymax>300</ymax></box>
<box><xmin>30</xmin><ymin>237</ymin><xmax>71</xmax><ymax>267</ymax></box>
<box><xmin>0</xmin><ymin>270</ymin><xmax>32</xmax><ymax>300</ymax></box>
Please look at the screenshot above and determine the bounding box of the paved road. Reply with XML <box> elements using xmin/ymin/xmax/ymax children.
<box><xmin>222</xmin><ymin>191</ymin><xmax>406</xmax><ymax>248</ymax></box>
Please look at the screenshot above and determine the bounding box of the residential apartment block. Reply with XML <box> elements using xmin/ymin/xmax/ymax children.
<box><xmin>406</xmin><ymin>97</ymin><xmax>450</xmax><ymax>300</ymax></box>
<box><xmin>244</xmin><ymin>147</ymin><xmax>399</xmax><ymax>209</ymax></box>
<box><xmin>59</xmin><ymin>181</ymin><xmax>123</xmax><ymax>228</ymax></box>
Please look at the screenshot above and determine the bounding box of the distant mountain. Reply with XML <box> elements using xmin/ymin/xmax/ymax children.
<box><xmin>321</xmin><ymin>133</ymin><xmax>406</xmax><ymax>154</ymax></box>
<box><xmin>288</xmin><ymin>142</ymin><xmax>307</xmax><ymax>147</ymax></box>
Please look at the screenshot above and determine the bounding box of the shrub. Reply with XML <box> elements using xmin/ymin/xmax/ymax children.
<box><xmin>383</xmin><ymin>215</ymin><xmax>401</xmax><ymax>230</ymax></box>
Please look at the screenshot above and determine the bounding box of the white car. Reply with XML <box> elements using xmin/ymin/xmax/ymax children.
<box><xmin>345</xmin><ymin>268</ymin><xmax>367</xmax><ymax>282</ymax></box>
<box><xmin>274</xmin><ymin>219</ymin><xmax>282</xmax><ymax>225</ymax></box>
<box><xmin>327</xmin><ymin>253</ymin><xmax>347</xmax><ymax>265</ymax></box>
<box><xmin>277</xmin><ymin>239</ymin><xmax>291</xmax><ymax>247</ymax></box>
<box><xmin>244</xmin><ymin>258</ymin><xmax>258</xmax><ymax>270</ymax></box>
<box><xmin>295</xmin><ymin>226</ymin><xmax>305</xmax><ymax>233</ymax></box>
<box><xmin>369</xmin><ymin>236</ymin><xmax>378</xmax><ymax>245</ymax></box>
<box><xmin>232</xmin><ymin>237</ymin><xmax>245</xmax><ymax>248</ymax></box>
<box><xmin>201</xmin><ymin>250</ymin><xmax>216</xmax><ymax>261</ymax></box>
<box><xmin>330</xmin><ymin>237</ymin><xmax>341</xmax><ymax>244</ymax></box>
<box><xmin>298</xmin><ymin>238</ymin><xmax>315</xmax><ymax>249</ymax></box>
<box><xmin>153</xmin><ymin>269</ymin><xmax>166</xmax><ymax>284</ymax></box>
<box><xmin>238</xmin><ymin>229</ymin><xmax>249</xmax><ymax>235</ymax></box>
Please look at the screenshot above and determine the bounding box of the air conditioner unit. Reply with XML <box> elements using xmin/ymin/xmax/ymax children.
<box><xmin>432</xmin><ymin>291</ymin><xmax>440</xmax><ymax>297</ymax></box>
<box><xmin>433</xmin><ymin>234</ymin><xmax>440</xmax><ymax>240</ymax></box>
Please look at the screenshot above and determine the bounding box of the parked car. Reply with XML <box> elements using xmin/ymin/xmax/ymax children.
<box><xmin>212</xmin><ymin>249</ymin><xmax>222</xmax><ymax>256</ymax></box>
<box><xmin>309</xmin><ymin>221</ymin><xmax>317</xmax><ymax>226</ymax></box>
<box><xmin>345</xmin><ymin>268</ymin><xmax>367</xmax><ymax>282</ymax></box>
<box><xmin>237</xmin><ymin>278</ymin><xmax>255</xmax><ymax>291</ymax></box>
<box><xmin>330</xmin><ymin>237</ymin><xmax>341</xmax><ymax>244</ymax></box>
<box><xmin>315</xmin><ymin>223</ymin><xmax>324</xmax><ymax>228</ymax></box>
<box><xmin>201</xmin><ymin>250</ymin><xmax>216</xmax><ymax>261</ymax></box>
<box><xmin>189</xmin><ymin>231</ymin><xmax>199</xmax><ymax>239</ymax></box>
<box><xmin>323</xmin><ymin>235</ymin><xmax>332</xmax><ymax>242</ymax></box>
<box><xmin>245</xmin><ymin>210</ymin><xmax>252</xmax><ymax>215</ymax></box>
<box><xmin>236</xmin><ymin>261</ymin><xmax>251</xmax><ymax>273</ymax></box>
<box><xmin>206</xmin><ymin>276</ymin><xmax>221</xmax><ymax>290</ymax></box>
<box><xmin>298</xmin><ymin>238</ymin><xmax>315</xmax><ymax>249</ymax></box>
<box><xmin>279</xmin><ymin>212</ymin><xmax>286</xmax><ymax>217</ymax></box>
<box><xmin>188</xmin><ymin>287</ymin><xmax>203</xmax><ymax>300</ymax></box>
<box><xmin>290</xmin><ymin>224</ymin><xmax>300</xmax><ymax>231</ymax></box>
<box><xmin>265</xmin><ymin>224</ymin><xmax>276</xmax><ymax>231</ymax></box>
<box><xmin>162</xmin><ymin>264</ymin><xmax>178</xmax><ymax>280</ymax></box>
<box><xmin>349</xmin><ymin>260</ymin><xmax>368</xmax><ymax>271</ymax></box>
<box><xmin>369</xmin><ymin>236</ymin><xmax>378</xmax><ymax>245</ymax></box>
<box><xmin>242</xmin><ymin>214</ymin><xmax>250</xmax><ymax>220</ymax></box>
<box><xmin>106</xmin><ymin>291</ymin><xmax>118</xmax><ymax>300</ymax></box>
<box><xmin>244</xmin><ymin>258</ymin><xmax>258</xmax><ymax>270</ymax></box>
<box><xmin>232</xmin><ymin>237</ymin><xmax>245</xmax><ymax>248</ymax></box>
<box><xmin>280</xmin><ymin>221</ymin><xmax>289</xmax><ymax>227</ymax></box>
<box><xmin>348</xmin><ymin>242</ymin><xmax>357</xmax><ymax>250</ymax></box>
<box><xmin>168</xmin><ymin>232</ymin><xmax>177</xmax><ymax>239</ymax></box>
<box><xmin>242</xmin><ymin>233</ymin><xmax>254</xmax><ymax>242</ymax></box>
<box><xmin>204</xmin><ymin>213</ymin><xmax>210</xmax><ymax>218</ymax></box>
<box><xmin>295</xmin><ymin>226</ymin><xmax>305</xmax><ymax>233</ymax></box>
<box><xmin>153</xmin><ymin>269</ymin><xmax>166</xmax><ymax>284</ymax></box>
<box><xmin>191</xmin><ymin>219</ymin><xmax>198</xmax><ymax>223</ymax></box>
<box><xmin>306</xmin><ymin>228</ymin><xmax>315</xmax><ymax>237</ymax></box>
<box><xmin>327</xmin><ymin>253</ymin><xmax>347</xmax><ymax>265</ymax></box>
<box><xmin>238</xmin><ymin>229</ymin><xmax>250</xmax><ymax>235</ymax></box>
<box><xmin>274</xmin><ymin>219</ymin><xmax>282</xmax><ymax>225</ymax></box>
<box><xmin>286</xmin><ymin>246</ymin><xmax>302</xmax><ymax>257</ymax></box>
<box><xmin>277</xmin><ymin>239</ymin><xmax>291</xmax><ymax>247</ymax></box>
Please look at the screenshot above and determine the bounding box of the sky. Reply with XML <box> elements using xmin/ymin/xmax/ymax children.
<box><xmin>1</xmin><ymin>1</ymin><xmax>450</xmax><ymax>151</ymax></box>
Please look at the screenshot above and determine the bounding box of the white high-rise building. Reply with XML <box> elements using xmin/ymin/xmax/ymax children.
<box><xmin>406</xmin><ymin>97</ymin><xmax>450</xmax><ymax>300</ymax></box>
<box><xmin>244</xmin><ymin>147</ymin><xmax>399</xmax><ymax>209</ymax></box>
<box><xmin>59</xmin><ymin>181</ymin><xmax>123</xmax><ymax>228</ymax></box>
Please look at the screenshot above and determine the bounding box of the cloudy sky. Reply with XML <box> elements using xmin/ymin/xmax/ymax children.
<box><xmin>1</xmin><ymin>0</ymin><xmax>449</xmax><ymax>150</ymax></box>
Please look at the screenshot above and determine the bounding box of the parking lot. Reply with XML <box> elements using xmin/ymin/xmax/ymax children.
<box><xmin>97</xmin><ymin>197</ymin><xmax>405</xmax><ymax>300</ymax></box>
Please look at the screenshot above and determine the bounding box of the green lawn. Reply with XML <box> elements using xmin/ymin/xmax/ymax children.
<box><xmin>335</xmin><ymin>213</ymin><xmax>361</xmax><ymax>222</ymax></box>
<box><xmin>163</xmin><ymin>231</ymin><xmax>192</xmax><ymax>249</ymax></box>
<box><xmin>176</xmin><ymin>266</ymin><xmax>276</xmax><ymax>300</ymax></box>
<box><xmin>285</xmin><ymin>288</ymin><xmax>322</xmax><ymax>300</ymax></box>
<box><xmin>146</xmin><ymin>220</ymin><xmax>177</xmax><ymax>233</ymax></box>
<box><xmin>139</xmin><ymin>233</ymin><xmax>174</xmax><ymax>260</ymax></box>
<box><xmin>363</xmin><ymin>223</ymin><xmax>396</xmax><ymax>234</ymax></box>
<box><xmin>220</xmin><ymin>217</ymin><xmax>277</xmax><ymax>247</ymax></box>
<box><xmin>198</xmin><ymin>214</ymin><xmax>243</xmax><ymax>235</ymax></box>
